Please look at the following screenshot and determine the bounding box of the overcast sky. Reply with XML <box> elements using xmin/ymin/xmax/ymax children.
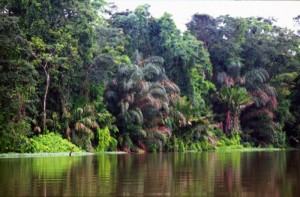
<box><xmin>106</xmin><ymin>0</ymin><xmax>300</xmax><ymax>32</ymax></box>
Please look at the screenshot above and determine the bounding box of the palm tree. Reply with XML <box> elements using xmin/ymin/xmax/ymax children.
<box><xmin>105</xmin><ymin>56</ymin><xmax>183</xmax><ymax>151</ymax></box>
<box><xmin>218</xmin><ymin>85</ymin><xmax>253</xmax><ymax>135</ymax></box>
<box><xmin>241</xmin><ymin>68</ymin><xmax>279</xmax><ymax>144</ymax></box>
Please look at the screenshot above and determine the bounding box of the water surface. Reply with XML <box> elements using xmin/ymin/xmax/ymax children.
<box><xmin>0</xmin><ymin>151</ymin><xmax>299</xmax><ymax>196</ymax></box>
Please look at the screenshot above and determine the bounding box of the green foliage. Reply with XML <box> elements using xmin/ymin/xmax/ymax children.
<box><xmin>0</xmin><ymin>14</ymin><xmax>38</xmax><ymax>144</ymax></box>
<box><xmin>2</xmin><ymin>1</ymin><xmax>300</xmax><ymax>152</ymax></box>
<box><xmin>200</xmin><ymin>140</ymin><xmax>215</xmax><ymax>151</ymax></box>
<box><xmin>147</xmin><ymin>142</ymin><xmax>160</xmax><ymax>152</ymax></box>
<box><xmin>188</xmin><ymin>14</ymin><xmax>298</xmax><ymax>147</ymax></box>
<box><xmin>109</xmin><ymin>7</ymin><xmax>214</xmax><ymax>112</ymax></box>
<box><xmin>29</xmin><ymin>133</ymin><xmax>82</xmax><ymax>153</ymax></box>
<box><xmin>285</xmin><ymin>75</ymin><xmax>300</xmax><ymax>145</ymax></box>
<box><xmin>218</xmin><ymin>85</ymin><xmax>252</xmax><ymax>114</ymax></box>
<box><xmin>215</xmin><ymin>133</ymin><xmax>243</xmax><ymax>150</ymax></box>
<box><xmin>105</xmin><ymin>55</ymin><xmax>183</xmax><ymax>151</ymax></box>
<box><xmin>166</xmin><ymin>136</ymin><xmax>186</xmax><ymax>152</ymax></box>
<box><xmin>0</xmin><ymin>133</ymin><xmax>31</xmax><ymax>153</ymax></box>
<box><xmin>188</xmin><ymin>142</ymin><xmax>203</xmax><ymax>152</ymax></box>
<box><xmin>95</xmin><ymin>127</ymin><xmax>117</xmax><ymax>152</ymax></box>
<box><xmin>271</xmin><ymin>72</ymin><xmax>298</xmax><ymax>100</ymax></box>
<box><xmin>272</xmin><ymin>130</ymin><xmax>286</xmax><ymax>148</ymax></box>
<box><xmin>166</xmin><ymin>136</ymin><xmax>206</xmax><ymax>152</ymax></box>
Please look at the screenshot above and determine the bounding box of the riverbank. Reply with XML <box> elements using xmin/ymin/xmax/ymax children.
<box><xmin>1</xmin><ymin>147</ymin><xmax>293</xmax><ymax>159</ymax></box>
<box><xmin>0</xmin><ymin>151</ymin><xmax>129</xmax><ymax>159</ymax></box>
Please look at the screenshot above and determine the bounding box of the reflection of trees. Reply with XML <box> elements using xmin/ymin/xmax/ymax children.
<box><xmin>283</xmin><ymin>151</ymin><xmax>300</xmax><ymax>196</ymax></box>
<box><xmin>1</xmin><ymin>151</ymin><xmax>300</xmax><ymax>196</ymax></box>
<box><xmin>0</xmin><ymin>156</ymin><xmax>83</xmax><ymax>196</ymax></box>
<box><xmin>240</xmin><ymin>151</ymin><xmax>286</xmax><ymax>197</ymax></box>
<box><xmin>213</xmin><ymin>152</ymin><xmax>242</xmax><ymax>196</ymax></box>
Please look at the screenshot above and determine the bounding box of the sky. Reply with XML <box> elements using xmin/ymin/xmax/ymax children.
<box><xmin>106</xmin><ymin>0</ymin><xmax>300</xmax><ymax>32</ymax></box>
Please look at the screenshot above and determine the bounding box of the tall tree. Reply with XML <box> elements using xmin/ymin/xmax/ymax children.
<box><xmin>0</xmin><ymin>13</ymin><xmax>37</xmax><ymax>152</ymax></box>
<box><xmin>109</xmin><ymin>6</ymin><xmax>214</xmax><ymax>111</ymax></box>
<box><xmin>187</xmin><ymin>14</ymin><xmax>299</xmax><ymax>146</ymax></box>
<box><xmin>105</xmin><ymin>56</ymin><xmax>183</xmax><ymax>151</ymax></box>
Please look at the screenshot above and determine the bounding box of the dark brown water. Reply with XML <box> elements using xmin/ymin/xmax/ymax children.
<box><xmin>0</xmin><ymin>151</ymin><xmax>300</xmax><ymax>196</ymax></box>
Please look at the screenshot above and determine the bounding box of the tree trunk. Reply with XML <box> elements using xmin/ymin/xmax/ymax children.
<box><xmin>233</xmin><ymin>114</ymin><xmax>239</xmax><ymax>133</ymax></box>
<box><xmin>43</xmin><ymin>67</ymin><xmax>50</xmax><ymax>133</ymax></box>
<box><xmin>225</xmin><ymin>110</ymin><xmax>231</xmax><ymax>136</ymax></box>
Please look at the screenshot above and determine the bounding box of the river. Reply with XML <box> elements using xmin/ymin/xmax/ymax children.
<box><xmin>0</xmin><ymin>150</ymin><xmax>299</xmax><ymax>196</ymax></box>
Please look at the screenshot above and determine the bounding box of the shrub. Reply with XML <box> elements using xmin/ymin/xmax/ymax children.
<box><xmin>95</xmin><ymin>127</ymin><xmax>117</xmax><ymax>152</ymax></box>
<box><xmin>201</xmin><ymin>140</ymin><xmax>215</xmax><ymax>151</ymax></box>
<box><xmin>188</xmin><ymin>142</ymin><xmax>202</xmax><ymax>151</ymax></box>
<box><xmin>272</xmin><ymin>130</ymin><xmax>286</xmax><ymax>148</ymax></box>
<box><xmin>29</xmin><ymin>133</ymin><xmax>82</xmax><ymax>153</ymax></box>
<box><xmin>216</xmin><ymin>133</ymin><xmax>243</xmax><ymax>150</ymax></box>
<box><xmin>0</xmin><ymin>133</ymin><xmax>32</xmax><ymax>153</ymax></box>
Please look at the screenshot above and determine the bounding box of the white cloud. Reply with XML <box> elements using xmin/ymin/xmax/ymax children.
<box><xmin>106</xmin><ymin>0</ymin><xmax>300</xmax><ymax>32</ymax></box>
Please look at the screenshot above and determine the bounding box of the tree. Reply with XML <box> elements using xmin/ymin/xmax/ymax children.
<box><xmin>187</xmin><ymin>14</ymin><xmax>295</xmax><ymax>146</ymax></box>
<box><xmin>0</xmin><ymin>13</ymin><xmax>38</xmax><ymax>152</ymax></box>
<box><xmin>105</xmin><ymin>56</ymin><xmax>183</xmax><ymax>151</ymax></box>
<box><xmin>217</xmin><ymin>85</ymin><xmax>252</xmax><ymax>135</ymax></box>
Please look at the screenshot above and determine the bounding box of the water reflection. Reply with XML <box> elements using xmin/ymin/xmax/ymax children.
<box><xmin>0</xmin><ymin>151</ymin><xmax>300</xmax><ymax>196</ymax></box>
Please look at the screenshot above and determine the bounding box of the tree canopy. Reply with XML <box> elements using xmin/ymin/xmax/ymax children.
<box><xmin>1</xmin><ymin>2</ymin><xmax>300</xmax><ymax>152</ymax></box>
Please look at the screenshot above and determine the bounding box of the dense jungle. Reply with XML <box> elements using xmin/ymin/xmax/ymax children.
<box><xmin>1</xmin><ymin>0</ymin><xmax>300</xmax><ymax>153</ymax></box>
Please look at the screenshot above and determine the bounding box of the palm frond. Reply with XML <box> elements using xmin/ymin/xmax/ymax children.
<box><xmin>268</xmin><ymin>96</ymin><xmax>278</xmax><ymax>109</ymax></box>
<box><xmin>262</xmin><ymin>84</ymin><xmax>276</xmax><ymax>97</ymax></box>
<box><xmin>250</xmin><ymin>90</ymin><xmax>270</xmax><ymax>107</ymax></box>
<box><xmin>119</xmin><ymin>78</ymin><xmax>133</xmax><ymax>92</ymax></box>
<box><xmin>134</xmin><ymin>80</ymin><xmax>149</xmax><ymax>92</ymax></box>
<box><xmin>142</xmin><ymin>108</ymin><xmax>163</xmax><ymax>121</ymax></box>
<box><xmin>154</xmin><ymin>131</ymin><xmax>167</xmax><ymax>144</ymax></box>
<box><xmin>242</xmin><ymin>108</ymin><xmax>274</xmax><ymax>120</ymax></box>
<box><xmin>124</xmin><ymin>93</ymin><xmax>135</xmax><ymax>104</ymax></box>
<box><xmin>131</xmin><ymin>65</ymin><xmax>144</xmax><ymax>81</ymax></box>
<box><xmin>117</xmin><ymin>111</ymin><xmax>132</xmax><ymax>125</ymax></box>
<box><xmin>245</xmin><ymin>68</ymin><xmax>269</xmax><ymax>85</ymax></box>
<box><xmin>161</xmin><ymin>102</ymin><xmax>170</xmax><ymax>114</ymax></box>
<box><xmin>80</xmin><ymin>118</ymin><xmax>99</xmax><ymax>129</ymax></box>
<box><xmin>149</xmin><ymin>87</ymin><xmax>169</xmax><ymax>103</ymax></box>
<box><xmin>168</xmin><ymin>93</ymin><xmax>182</xmax><ymax>105</ymax></box>
<box><xmin>74</xmin><ymin>122</ymin><xmax>92</xmax><ymax>134</ymax></box>
<box><xmin>118</xmin><ymin>100</ymin><xmax>129</xmax><ymax>114</ymax></box>
<box><xmin>143</xmin><ymin>56</ymin><xmax>164</xmax><ymax>66</ymax></box>
<box><xmin>143</xmin><ymin>63</ymin><xmax>163</xmax><ymax>81</ymax></box>
<box><xmin>135</xmin><ymin>93</ymin><xmax>156</xmax><ymax>108</ymax></box>
<box><xmin>161</xmin><ymin>79</ymin><xmax>180</xmax><ymax>93</ymax></box>
<box><xmin>157</xmin><ymin>126</ymin><xmax>171</xmax><ymax>137</ymax></box>
<box><xmin>129</xmin><ymin>109</ymin><xmax>143</xmax><ymax>125</ymax></box>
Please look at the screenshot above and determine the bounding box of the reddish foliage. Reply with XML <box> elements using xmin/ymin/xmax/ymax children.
<box><xmin>243</xmin><ymin>108</ymin><xmax>274</xmax><ymax>120</ymax></box>
<box><xmin>123</xmin><ymin>147</ymin><xmax>131</xmax><ymax>153</ymax></box>
<box><xmin>138</xmin><ymin>140</ymin><xmax>148</xmax><ymax>152</ymax></box>
<box><xmin>270</xmin><ymin>96</ymin><xmax>278</xmax><ymax>109</ymax></box>
<box><xmin>251</xmin><ymin>90</ymin><xmax>270</xmax><ymax>106</ymax></box>
<box><xmin>225</xmin><ymin>76</ymin><xmax>235</xmax><ymax>87</ymax></box>
<box><xmin>158</xmin><ymin>126</ymin><xmax>171</xmax><ymax>137</ymax></box>
<box><xmin>214</xmin><ymin>122</ymin><xmax>223</xmax><ymax>129</ymax></box>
